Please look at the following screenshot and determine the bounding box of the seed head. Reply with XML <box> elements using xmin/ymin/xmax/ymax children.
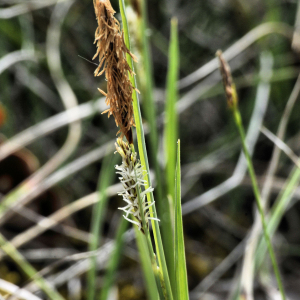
<box><xmin>93</xmin><ymin>0</ymin><xmax>138</xmax><ymax>144</ymax></box>
<box><xmin>216</xmin><ymin>50</ymin><xmax>238</xmax><ymax>108</ymax></box>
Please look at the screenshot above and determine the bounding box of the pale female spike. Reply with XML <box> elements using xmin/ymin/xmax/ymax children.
<box><xmin>115</xmin><ymin>138</ymin><xmax>159</xmax><ymax>232</ymax></box>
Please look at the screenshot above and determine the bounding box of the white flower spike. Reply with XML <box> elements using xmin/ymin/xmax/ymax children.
<box><xmin>115</xmin><ymin>138</ymin><xmax>159</xmax><ymax>233</ymax></box>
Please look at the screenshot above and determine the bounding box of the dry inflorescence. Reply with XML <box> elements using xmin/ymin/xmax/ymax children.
<box><xmin>93</xmin><ymin>0</ymin><xmax>137</xmax><ymax>144</ymax></box>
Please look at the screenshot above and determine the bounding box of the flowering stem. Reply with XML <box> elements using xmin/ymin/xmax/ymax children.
<box><xmin>232</xmin><ymin>107</ymin><xmax>286</xmax><ymax>300</ymax></box>
<box><xmin>119</xmin><ymin>1</ymin><xmax>173</xmax><ymax>299</ymax></box>
<box><xmin>217</xmin><ymin>50</ymin><xmax>286</xmax><ymax>299</ymax></box>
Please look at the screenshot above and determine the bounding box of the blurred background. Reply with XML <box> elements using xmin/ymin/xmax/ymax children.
<box><xmin>0</xmin><ymin>0</ymin><xmax>300</xmax><ymax>299</ymax></box>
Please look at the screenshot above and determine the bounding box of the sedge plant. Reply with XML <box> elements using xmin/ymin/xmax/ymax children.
<box><xmin>90</xmin><ymin>0</ymin><xmax>189</xmax><ymax>299</ymax></box>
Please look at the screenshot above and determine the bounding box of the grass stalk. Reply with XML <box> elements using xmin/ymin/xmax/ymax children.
<box><xmin>231</xmin><ymin>107</ymin><xmax>286</xmax><ymax>300</ymax></box>
<box><xmin>217</xmin><ymin>50</ymin><xmax>286</xmax><ymax>300</ymax></box>
<box><xmin>119</xmin><ymin>1</ymin><xmax>173</xmax><ymax>299</ymax></box>
<box><xmin>0</xmin><ymin>233</ymin><xmax>64</xmax><ymax>300</ymax></box>
<box><xmin>137</xmin><ymin>0</ymin><xmax>174</xmax><ymax>287</ymax></box>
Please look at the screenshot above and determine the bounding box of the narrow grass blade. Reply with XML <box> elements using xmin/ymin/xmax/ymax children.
<box><xmin>99</xmin><ymin>217</ymin><xmax>128</xmax><ymax>300</ymax></box>
<box><xmin>0</xmin><ymin>233</ymin><xmax>65</xmax><ymax>300</ymax></box>
<box><xmin>163</xmin><ymin>18</ymin><xmax>179</xmax><ymax>292</ymax></box>
<box><xmin>119</xmin><ymin>1</ymin><xmax>173</xmax><ymax>299</ymax></box>
<box><xmin>87</xmin><ymin>153</ymin><xmax>117</xmax><ymax>300</ymax></box>
<box><xmin>174</xmin><ymin>140</ymin><xmax>189</xmax><ymax>300</ymax></box>
<box><xmin>165</xmin><ymin>18</ymin><xmax>179</xmax><ymax>205</ymax></box>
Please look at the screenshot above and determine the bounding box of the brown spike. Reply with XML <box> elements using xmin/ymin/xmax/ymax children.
<box><xmin>93</xmin><ymin>0</ymin><xmax>136</xmax><ymax>144</ymax></box>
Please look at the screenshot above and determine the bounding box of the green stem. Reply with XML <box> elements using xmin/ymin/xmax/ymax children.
<box><xmin>0</xmin><ymin>233</ymin><xmax>64</xmax><ymax>300</ymax></box>
<box><xmin>232</xmin><ymin>108</ymin><xmax>286</xmax><ymax>300</ymax></box>
<box><xmin>131</xmin><ymin>145</ymin><xmax>166</xmax><ymax>299</ymax></box>
<box><xmin>138</xmin><ymin>1</ymin><xmax>174</xmax><ymax>289</ymax></box>
<box><xmin>119</xmin><ymin>1</ymin><xmax>173</xmax><ymax>299</ymax></box>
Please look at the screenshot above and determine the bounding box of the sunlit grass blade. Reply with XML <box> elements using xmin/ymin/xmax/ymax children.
<box><xmin>87</xmin><ymin>154</ymin><xmax>117</xmax><ymax>300</ymax></box>
<box><xmin>174</xmin><ymin>140</ymin><xmax>189</xmax><ymax>300</ymax></box>
<box><xmin>99</xmin><ymin>217</ymin><xmax>128</xmax><ymax>300</ymax></box>
<box><xmin>0</xmin><ymin>233</ymin><xmax>65</xmax><ymax>300</ymax></box>
<box><xmin>119</xmin><ymin>1</ymin><xmax>173</xmax><ymax>299</ymax></box>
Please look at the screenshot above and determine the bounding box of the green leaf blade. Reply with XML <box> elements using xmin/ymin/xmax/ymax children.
<box><xmin>165</xmin><ymin>17</ymin><xmax>179</xmax><ymax>204</ymax></box>
<box><xmin>163</xmin><ymin>17</ymin><xmax>179</xmax><ymax>294</ymax></box>
<box><xmin>174</xmin><ymin>140</ymin><xmax>189</xmax><ymax>300</ymax></box>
